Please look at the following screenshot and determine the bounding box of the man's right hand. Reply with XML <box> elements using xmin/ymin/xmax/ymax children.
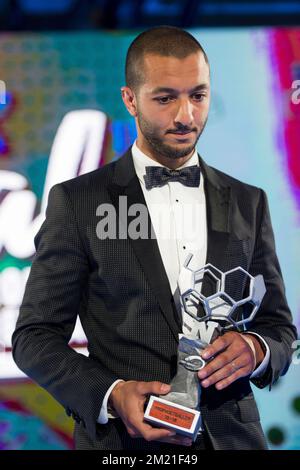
<box><xmin>109</xmin><ymin>380</ymin><xmax>192</xmax><ymax>446</ymax></box>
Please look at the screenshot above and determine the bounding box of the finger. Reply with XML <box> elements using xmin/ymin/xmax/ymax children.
<box><xmin>214</xmin><ymin>365</ymin><xmax>249</xmax><ymax>390</ymax></box>
<box><xmin>198</xmin><ymin>351</ymin><xmax>233</xmax><ymax>380</ymax></box>
<box><xmin>126</xmin><ymin>423</ymin><xmax>141</xmax><ymax>439</ymax></box>
<box><xmin>137</xmin><ymin>381</ymin><xmax>171</xmax><ymax>396</ymax></box>
<box><xmin>140</xmin><ymin>424</ymin><xmax>177</xmax><ymax>442</ymax></box>
<box><xmin>200</xmin><ymin>357</ymin><xmax>248</xmax><ymax>388</ymax></box>
<box><xmin>201</xmin><ymin>334</ymin><xmax>230</xmax><ymax>361</ymax></box>
<box><xmin>128</xmin><ymin>418</ymin><xmax>177</xmax><ymax>441</ymax></box>
<box><xmin>199</xmin><ymin>333</ymin><xmax>253</xmax><ymax>380</ymax></box>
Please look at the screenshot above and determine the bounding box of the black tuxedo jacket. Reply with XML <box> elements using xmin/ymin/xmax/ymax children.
<box><xmin>12</xmin><ymin>148</ymin><xmax>297</xmax><ymax>450</ymax></box>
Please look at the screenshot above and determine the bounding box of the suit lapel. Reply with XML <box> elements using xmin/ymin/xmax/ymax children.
<box><xmin>107</xmin><ymin>148</ymin><xmax>181</xmax><ymax>341</ymax></box>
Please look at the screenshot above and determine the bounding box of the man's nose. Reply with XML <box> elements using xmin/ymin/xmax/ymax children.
<box><xmin>174</xmin><ymin>99</ymin><xmax>193</xmax><ymax>126</ymax></box>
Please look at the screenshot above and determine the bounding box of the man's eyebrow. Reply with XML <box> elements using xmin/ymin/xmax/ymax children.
<box><xmin>151</xmin><ymin>84</ymin><xmax>209</xmax><ymax>95</ymax></box>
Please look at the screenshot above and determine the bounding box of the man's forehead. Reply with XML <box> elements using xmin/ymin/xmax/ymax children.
<box><xmin>142</xmin><ymin>52</ymin><xmax>210</xmax><ymax>90</ymax></box>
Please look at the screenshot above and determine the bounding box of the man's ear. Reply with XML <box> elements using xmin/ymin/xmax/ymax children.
<box><xmin>121</xmin><ymin>86</ymin><xmax>138</xmax><ymax>117</ymax></box>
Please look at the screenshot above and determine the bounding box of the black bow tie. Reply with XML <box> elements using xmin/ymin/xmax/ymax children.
<box><xmin>144</xmin><ymin>165</ymin><xmax>201</xmax><ymax>190</ymax></box>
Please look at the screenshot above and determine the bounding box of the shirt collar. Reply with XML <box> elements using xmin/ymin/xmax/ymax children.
<box><xmin>132</xmin><ymin>140</ymin><xmax>199</xmax><ymax>185</ymax></box>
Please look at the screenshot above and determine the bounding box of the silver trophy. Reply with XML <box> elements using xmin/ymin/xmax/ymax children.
<box><xmin>144</xmin><ymin>253</ymin><xmax>266</xmax><ymax>440</ymax></box>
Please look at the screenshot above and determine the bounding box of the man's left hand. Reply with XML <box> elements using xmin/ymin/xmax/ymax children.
<box><xmin>197</xmin><ymin>331</ymin><xmax>265</xmax><ymax>390</ymax></box>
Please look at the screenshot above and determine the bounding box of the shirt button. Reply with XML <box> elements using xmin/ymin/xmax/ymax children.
<box><xmin>176</xmin><ymin>199</ymin><xmax>179</xmax><ymax>202</ymax></box>
<box><xmin>183</xmin><ymin>246</ymin><xmax>186</xmax><ymax>250</ymax></box>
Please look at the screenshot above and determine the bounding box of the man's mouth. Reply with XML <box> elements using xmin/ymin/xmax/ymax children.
<box><xmin>168</xmin><ymin>130</ymin><xmax>193</xmax><ymax>135</ymax></box>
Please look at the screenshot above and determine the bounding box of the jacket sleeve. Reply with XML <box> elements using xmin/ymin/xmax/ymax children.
<box><xmin>11</xmin><ymin>183</ymin><xmax>119</xmax><ymax>441</ymax></box>
<box><xmin>247</xmin><ymin>189</ymin><xmax>298</xmax><ymax>390</ymax></box>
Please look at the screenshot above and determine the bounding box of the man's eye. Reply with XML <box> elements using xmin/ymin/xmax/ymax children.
<box><xmin>192</xmin><ymin>93</ymin><xmax>205</xmax><ymax>101</ymax></box>
<box><xmin>156</xmin><ymin>96</ymin><xmax>173</xmax><ymax>104</ymax></box>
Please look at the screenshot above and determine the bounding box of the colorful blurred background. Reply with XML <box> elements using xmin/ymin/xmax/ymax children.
<box><xmin>0</xmin><ymin>0</ymin><xmax>299</xmax><ymax>450</ymax></box>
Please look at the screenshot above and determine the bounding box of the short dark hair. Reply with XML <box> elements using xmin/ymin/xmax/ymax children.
<box><xmin>125</xmin><ymin>26</ymin><xmax>209</xmax><ymax>92</ymax></box>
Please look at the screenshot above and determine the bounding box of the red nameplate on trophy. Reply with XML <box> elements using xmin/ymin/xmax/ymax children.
<box><xmin>144</xmin><ymin>396</ymin><xmax>202</xmax><ymax>441</ymax></box>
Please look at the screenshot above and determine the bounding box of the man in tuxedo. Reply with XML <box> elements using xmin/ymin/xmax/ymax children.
<box><xmin>12</xmin><ymin>26</ymin><xmax>297</xmax><ymax>450</ymax></box>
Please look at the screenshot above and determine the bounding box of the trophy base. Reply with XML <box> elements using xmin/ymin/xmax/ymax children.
<box><xmin>144</xmin><ymin>395</ymin><xmax>202</xmax><ymax>441</ymax></box>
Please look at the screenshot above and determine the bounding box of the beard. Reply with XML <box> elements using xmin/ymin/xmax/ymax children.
<box><xmin>136</xmin><ymin>110</ymin><xmax>208</xmax><ymax>160</ymax></box>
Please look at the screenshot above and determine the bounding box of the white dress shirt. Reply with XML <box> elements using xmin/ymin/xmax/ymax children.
<box><xmin>97</xmin><ymin>141</ymin><xmax>270</xmax><ymax>423</ymax></box>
